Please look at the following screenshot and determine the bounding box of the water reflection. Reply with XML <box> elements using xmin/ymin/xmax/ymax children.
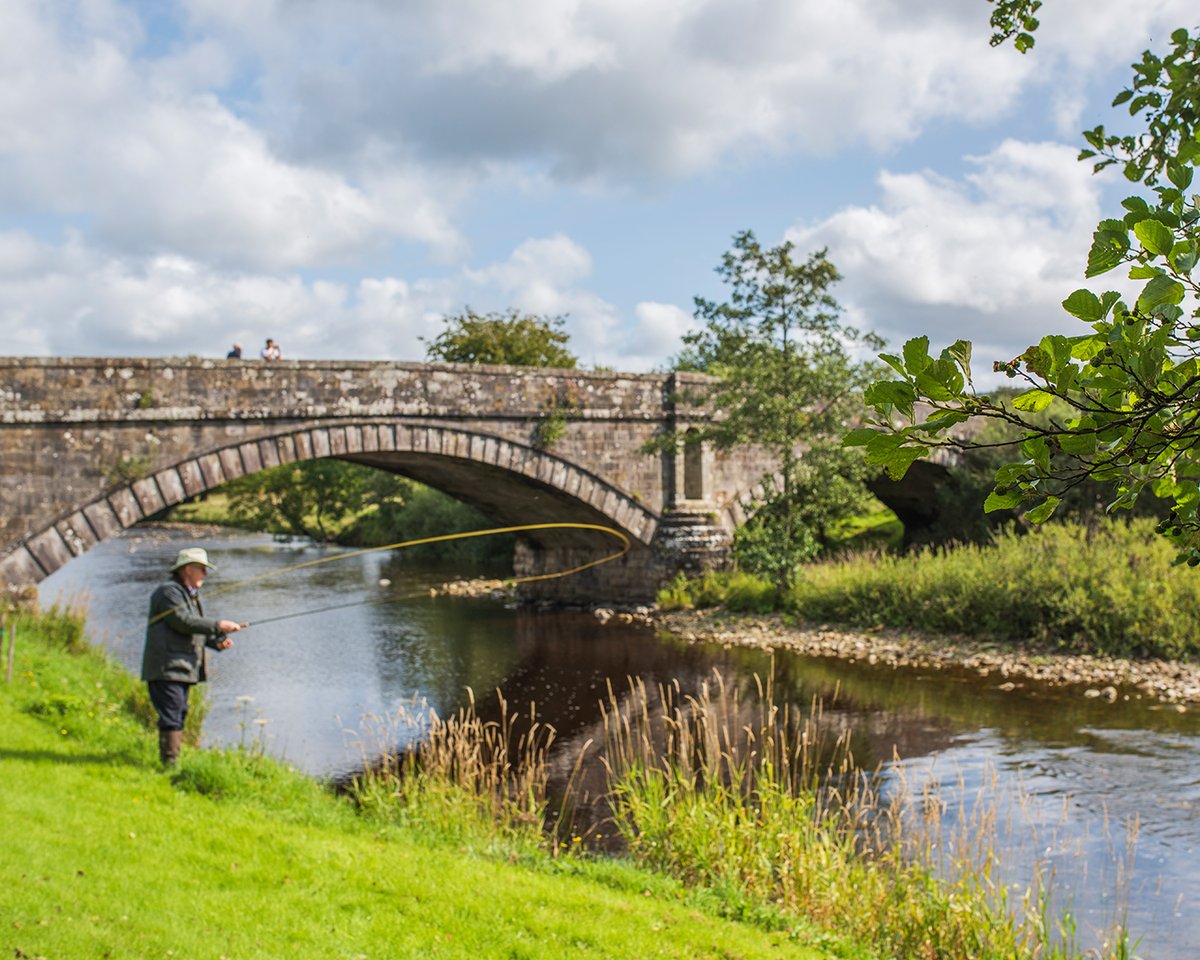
<box><xmin>39</xmin><ymin>524</ymin><xmax>1200</xmax><ymax>958</ymax></box>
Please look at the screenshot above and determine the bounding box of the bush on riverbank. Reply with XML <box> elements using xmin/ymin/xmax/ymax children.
<box><xmin>660</xmin><ymin>519</ymin><xmax>1200</xmax><ymax>660</ymax></box>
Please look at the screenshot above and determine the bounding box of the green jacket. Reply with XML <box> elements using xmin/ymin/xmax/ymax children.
<box><xmin>140</xmin><ymin>577</ymin><xmax>225</xmax><ymax>683</ymax></box>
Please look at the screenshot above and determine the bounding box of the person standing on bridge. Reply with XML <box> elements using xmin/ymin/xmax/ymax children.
<box><xmin>260</xmin><ymin>337</ymin><xmax>281</xmax><ymax>360</ymax></box>
<box><xmin>141</xmin><ymin>547</ymin><xmax>244</xmax><ymax>768</ymax></box>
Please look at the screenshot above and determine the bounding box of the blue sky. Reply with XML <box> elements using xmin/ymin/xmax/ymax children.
<box><xmin>0</xmin><ymin>0</ymin><xmax>1193</xmax><ymax>378</ymax></box>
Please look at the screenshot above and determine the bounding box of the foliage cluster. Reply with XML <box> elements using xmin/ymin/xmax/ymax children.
<box><xmin>853</xmin><ymin>25</ymin><xmax>1200</xmax><ymax>568</ymax></box>
<box><xmin>671</xmin><ymin>231</ymin><xmax>883</xmax><ymax>583</ymax></box>
<box><xmin>423</xmin><ymin>308</ymin><xmax>578</xmax><ymax>368</ymax></box>
<box><xmin>220</xmin><ymin>458</ymin><xmax>407</xmax><ymax>543</ymax></box>
<box><xmin>341</xmin><ymin>477</ymin><xmax>515</xmax><ymax>564</ymax></box>
<box><xmin>193</xmin><ymin>460</ymin><xmax>514</xmax><ymax>563</ymax></box>
<box><xmin>660</xmin><ymin>519</ymin><xmax>1200</xmax><ymax>661</ymax></box>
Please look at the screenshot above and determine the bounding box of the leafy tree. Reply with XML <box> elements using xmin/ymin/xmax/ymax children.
<box><xmin>223</xmin><ymin>460</ymin><xmax>405</xmax><ymax>543</ymax></box>
<box><xmin>850</xmin><ymin>25</ymin><xmax>1200</xmax><ymax>563</ymax></box>
<box><xmin>423</xmin><ymin>308</ymin><xmax>578</xmax><ymax>368</ymax></box>
<box><xmin>673</xmin><ymin>230</ymin><xmax>884</xmax><ymax>584</ymax></box>
<box><xmin>988</xmin><ymin>0</ymin><xmax>1041</xmax><ymax>53</ymax></box>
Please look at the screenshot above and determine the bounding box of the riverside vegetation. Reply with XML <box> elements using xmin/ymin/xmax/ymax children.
<box><xmin>2</xmin><ymin>605</ymin><xmax>1138</xmax><ymax>959</ymax></box>
<box><xmin>658</xmin><ymin>518</ymin><xmax>1200</xmax><ymax>663</ymax></box>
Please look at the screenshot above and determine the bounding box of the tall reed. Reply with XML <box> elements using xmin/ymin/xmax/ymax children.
<box><xmin>597</xmin><ymin>670</ymin><xmax>1133</xmax><ymax>960</ymax></box>
<box><xmin>348</xmin><ymin>672</ymin><xmax>1136</xmax><ymax>958</ymax></box>
<box><xmin>350</xmin><ymin>690</ymin><xmax>556</xmax><ymax>846</ymax></box>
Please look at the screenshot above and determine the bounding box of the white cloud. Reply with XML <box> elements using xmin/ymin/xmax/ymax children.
<box><xmin>213</xmin><ymin>0</ymin><xmax>1197</xmax><ymax>184</ymax></box>
<box><xmin>2</xmin><ymin>0</ymin><xmax>1196</xmax><ymax>375</ymax></box>
<box><xmin>0</xmin><ymin>229</ymin><xmax>636</xmax><ymax>365</ymax></box>
<box><xmin>626</xmin><ymin>302</ymin><xmax>697</xmax><ymax>369</ymax></box>
<box><xmin>787</xmin><ymin>139</ymin><xmax>1120</xmax><ymax>373</ymax></box>
<box><xmin>0</xmin><ymin>0</ymin><xmax>463</xmax><ymax>270</ymax></box>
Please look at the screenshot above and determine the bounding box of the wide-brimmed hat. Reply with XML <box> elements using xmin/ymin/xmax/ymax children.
<box><xmin>170</xmin><ymin>547</ymin><xmax>217</xmax><ymax>572</ymax></box>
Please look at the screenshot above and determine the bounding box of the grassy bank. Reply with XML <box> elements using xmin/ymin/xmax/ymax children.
<box><xmin>0</xmin><ymin>607</ymin><xmax>834</xmax><ymax>960</ymax></box>
<box><xmin>659</xmin><ymin>519</ymin><xmax>1200</xmax><ymax>661</ymax></box>
<box><xmin>1</xmin><ymin>607</ymin><xmax>1136</xmax><ymax>959</ymax></box>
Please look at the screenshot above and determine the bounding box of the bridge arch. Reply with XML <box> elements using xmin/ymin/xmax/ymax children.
<box><xmin>6</xmin><ymin>421</ymin><xmax>660</xmax><ymax>586</ymax></box>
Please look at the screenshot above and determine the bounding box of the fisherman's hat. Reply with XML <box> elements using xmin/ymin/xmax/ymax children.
<box><xmin>170</xmin><ymin>547</ymin><xmax>217</xmax><ymax>572</ymax></box>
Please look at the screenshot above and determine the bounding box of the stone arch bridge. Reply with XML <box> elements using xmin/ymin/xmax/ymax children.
<box><xmin>0</xmin><ymin>357</ymin><xmax>784</xmax><ymax>605</ymax></box>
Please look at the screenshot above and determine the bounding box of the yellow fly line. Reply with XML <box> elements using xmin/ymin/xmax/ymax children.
<box><xmin>149</xmin><ymin>522</ymin><xmax>632</xmax><ymax>627</ymax></box>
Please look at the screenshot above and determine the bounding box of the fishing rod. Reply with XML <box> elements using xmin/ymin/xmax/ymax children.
<box><xmin>151</xmin><ymin>522</ymin><xmax>632</xmax><ymax>629</ymax></box>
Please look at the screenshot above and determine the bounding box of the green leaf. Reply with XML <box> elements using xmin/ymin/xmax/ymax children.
<box><xmin>1112</xmin><ymin>89</ymin><xmax>1134</xmax><ymax>107</ymax></box>
<box><xmin>902</xmin><ymin>336</ymin><xmax>931</xmax><ymax>374</ymax></box>
<box><xmin>1137</xmin><ymin>274</ymin><xmax>1186</xmax><ymax>312</ymax></box>
<box><xmin>942</xmin><ymin>339</ymin><xmax>973</xmax><ymax>378</ymax></box>
<box><xmin>1168</xmin><ymin>161</ymin><xmax>1194</xmax><ymax>191</ymax></box>
<box><xmin>1152</xmin><ymin>476</ymin><xmax>1178</xmax><ymax>498</ymax></box>
<box><xmin>1134</xmin><ymin>218</ymin><xmax>1175</xmax><ymax>255</ymax></box>
<box><xmin>913</xmin><ymin>411</ymin><xmax>969</xmax><ymax>435</ymax></box>
<box><xmin>1128</xmin><ymin>265</ymin><xmax>1161</xmax><ymax>279</ymax></box>
<box><xmin>877</xmin><ymin>353</ymin><xmax>907</xmax><ymax>377</ymax></box>
<box><xmin>994</xmin><ymin>463</ymin><xmax>1029</xmax><ymax>486</ymax></box>
<box><xmin>860</xmin><ymin>433</ymin><xmax>926</xmax><ymax>480</ymax></box>
<box><xmin>1061</xmin><ymin>289</ymin><xmax>1105</xmax><ymax>321</ymax></box>
<box><xmin>863</xmin><ymin>380</ymin><xmax>917</xmax><ymax>420</ymax></box>
<box><xmin>1170</xmin><ymin>241</ymin><xmax>1198</xmax><ymax>274</ymax></box>
<box><xmin>1069</xmin><ymin>335</ymin><xmax>1105</xmax><ymax>361</ymax></box>
<box><xmin>1058</xmin><ymin>432</ymin><xmax>1098</xmax><ymax>456</ymax></box>
<box><xmin>1085</xmin><ymin>229</ymin><xmax>1128</xmax><ymax>277</ymax></box>
<box><xmin>880</xmin><ymin>444</ymin><xmax>925</xmax><ymax>481</ymax></box>
<box><xmin>1021</xmin><ymin>435</ymin><xmax>1051</xmax><ymax>474</ymax></box>
<box><xmin>842</xmin><ymin>427</ymin><xmax>881</xmax><ymax>447</ymax></box>
<box><xmin>1024</xmin><ymin>496</ymin><xmax>1062</xmax><ymax>524</ymax></box>
<box><xmin>1011</xmin><ymin>389</ymin><xmax>1053</xmax><ymax>412</ymax></box>
<box><xmin>984</xmin><ymin>489</ymin><xmax>1023</xmax><ymax>513</ymax></box>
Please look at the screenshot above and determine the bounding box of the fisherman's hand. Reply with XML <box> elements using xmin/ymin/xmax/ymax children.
<box><xmin>217</xmin><ymin>619</ymin><xmax>243</xmax><ymax>634</ymax></box>
<box><xmin>215</xmin><ymin>636</ymin><xmax>234</xmax><ymax>651</ymax></box>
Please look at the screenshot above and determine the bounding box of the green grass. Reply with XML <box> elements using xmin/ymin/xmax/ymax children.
<box><xmin>0</xmin><ymin>607</ymin><xmax>837</xmax><ymax>960</ymax></box>
<box><xmin>597</xmin><ymin>675</ymin><xmax>1129</xmax><ymax>960</ymax></box>
<box><xmin>660</xmin><ymin>518</ymin><xmax>1200</xmax><ymax>661</ymax></box>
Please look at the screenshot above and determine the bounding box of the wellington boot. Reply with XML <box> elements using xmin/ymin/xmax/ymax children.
<box><xmin>159</xmin><ymin>729</ymin><xmax>183</xmax><ymax>769</ymax></box>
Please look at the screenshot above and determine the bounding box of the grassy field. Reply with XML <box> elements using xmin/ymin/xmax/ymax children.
<box><xmin>0</xmin><ymin>607</ymin><xmax>840</xmax><ymax>960</ymax></box>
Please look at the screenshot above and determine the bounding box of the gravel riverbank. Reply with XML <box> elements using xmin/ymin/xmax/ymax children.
<box><xmin>645</xmin><ymin>607</ymin><xmax>1200</xmax><ymax>707</ymax></box>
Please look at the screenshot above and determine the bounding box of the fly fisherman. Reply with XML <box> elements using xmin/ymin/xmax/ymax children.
<box><xmin>141</xmin><ymin>547</ymin><xmax>244</xmax><ymax>768</ymax></box>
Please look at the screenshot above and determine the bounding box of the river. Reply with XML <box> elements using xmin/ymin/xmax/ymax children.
<box><xmin>40</xmin><ymin>524</ymin><xmax>1199</xmax><ymax>958</ymax></box>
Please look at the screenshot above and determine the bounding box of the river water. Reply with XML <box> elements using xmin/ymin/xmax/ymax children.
<box><xmin>40</xmin><ymin>524</ymin><xmax>1200</xmax><ymax>958</ymax></box>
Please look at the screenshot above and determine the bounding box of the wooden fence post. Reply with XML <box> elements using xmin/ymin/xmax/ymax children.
<box><xmin>3</xmin><ymin>615</ymin><xmax>12</xmax><ymax>684</ymax></box>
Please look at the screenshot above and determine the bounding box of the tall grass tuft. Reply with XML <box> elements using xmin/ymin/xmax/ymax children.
<box><xmin>597</xmin><ymin>670</ymin><xmax>1132</xmax><ymax>960</ymax></box>
<box><xmin>350</xmin><ymin>690</ymin><xmax>556</xmax><ymax>848</ymax></box>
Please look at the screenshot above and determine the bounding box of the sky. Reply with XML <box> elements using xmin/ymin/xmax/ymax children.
<box><xmin>1</xmin><ymin>0</ymin><xmax>1195</xmax><ymax>378</ymax></box>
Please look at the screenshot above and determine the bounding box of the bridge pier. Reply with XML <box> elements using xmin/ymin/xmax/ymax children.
<box><xmin>513</xmin><ymin>510</ymin><xmax>732</xmax><ymax>606</ymax></box>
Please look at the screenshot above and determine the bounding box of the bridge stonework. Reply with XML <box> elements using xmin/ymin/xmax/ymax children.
<box><xmin>0</xmin><ymin>358</ymin><xmax>771</xmax><ymax>604</ymax></box>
